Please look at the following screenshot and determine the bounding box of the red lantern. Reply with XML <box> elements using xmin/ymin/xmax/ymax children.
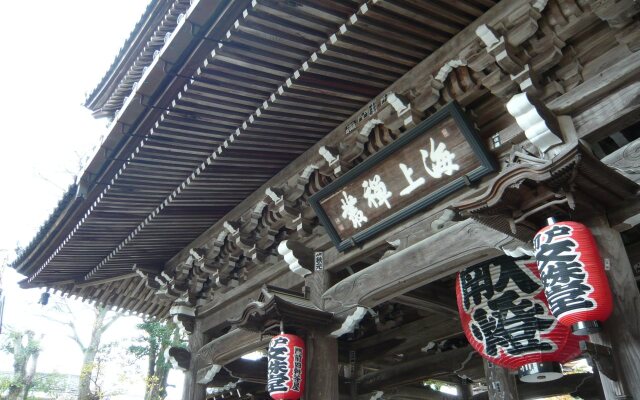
<box><xmin>268</xmin><ymin>334</ymin><xmax>305</xmax><ymax>399</ymax></box>
<box><xmin>533</xmin><ymin>219</ymin><xmax>613</xmax><ymax>335</ymax></box>
<box><xmin>456</xmin><ymin>258</ymin><xmax>584</xmax><ymax>382</ymax></box>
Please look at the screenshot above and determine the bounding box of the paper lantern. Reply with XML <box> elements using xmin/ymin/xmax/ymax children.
<box><xmin>268</xmin><ymin>334</ymin><xmax>305</xmax><ymax>399</ymax></box>
<box><xmin>456</xmin><ymin>257</ymin><xmax>584</xmax><ymax>382</ymax></box>
<box><xmin>533</xmin><ymin>219</ymin><xmax>613</xmax><ymax>335</ymax></box>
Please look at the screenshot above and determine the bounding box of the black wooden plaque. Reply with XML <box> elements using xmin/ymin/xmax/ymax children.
<box><xmin>309</xmin><ymin>102</ymin><xmax>496</xmax><ymax>251</ymax></box>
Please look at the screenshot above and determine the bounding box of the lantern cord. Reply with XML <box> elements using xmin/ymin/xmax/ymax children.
<box><xmin>452</xmin><ymin>351</ymin><xmax>476</xmax><ymax>376</ymax></box>
<box><xmin>280</xmin><ymin>320</ymin><xmax>284</xmax><ymax>335</ymax></box>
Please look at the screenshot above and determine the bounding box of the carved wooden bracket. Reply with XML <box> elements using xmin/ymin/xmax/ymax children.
<box><xmin>170</xmin><ymin>297</ymin><xmax>196</xmax><ymax>334</ymax></box>
<box><xmin>330</xmin><ymin>306</ymin><xmax>368</xmax><ymax>338</ymax></box>
<box><xmin>167</xmin><ymin>346</ymin><xmax>191</xmax><ymax>371</ymax></box>
<box><xmin>453</xmin><ymin>143</ymin><xmax>640</xmax><ymax>240</ymax></box>
<box><xmin>506</xmin><ymin>92</ymin><xmax>563</xmax><ymax>153</ymax></box>
<box><xmin>278</xmin><ymin>240</ymin><xmax>313</xmax><ymax>277</ymax></box>
<box><xmin>196</xmin><ymin>364</ymin><xmax>222</xmax><ymax>384</ymax></box>
<box><xmin>228</xmin><ymin>286</ymin><xmax>333</xmax><ymax>333</ymax></box>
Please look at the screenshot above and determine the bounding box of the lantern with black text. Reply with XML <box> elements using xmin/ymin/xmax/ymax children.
<box><xmin>533</xmin><ymin>219</ymin><xmax>613</xmax><ymax>335</ymax></box>
<box><xmin>267</xmin><ymin>334</ymin><xmax>305</xmax><ymax>399</ymax></box>
<box><xmin>456</xmin><ymin>258</ymin><xmax>584</xmax><ymax>382</ymax></box>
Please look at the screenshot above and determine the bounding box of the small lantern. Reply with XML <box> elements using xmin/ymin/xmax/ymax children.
<box><xmin>456</xmin><ymin>258</ymin><xmax>583</xmax><ymax>382</ymax></box>
<box><xmin>267</xmin><ymin>333</ymin><xmax>305</xmax><ymax>399</ymax></box>
<box><xmin>533</xmin><ymin>219</ymin><xmax>613</xmax><ymax>335</ymax></box>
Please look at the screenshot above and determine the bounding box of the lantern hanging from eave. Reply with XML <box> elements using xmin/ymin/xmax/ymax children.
<box><xmin>533</xmin><ymin>218</ymin><xmax>613</xmax><ymax>335</ymax></box>
<box><xmin>268</xmin><ymin>333</ymin><xmax>305</xmax><ymax>399</ymax></box>
<box><xmin>456</xmin><ymin>258</ymin><xmax>584</xmax><ymax>382</ymax></box>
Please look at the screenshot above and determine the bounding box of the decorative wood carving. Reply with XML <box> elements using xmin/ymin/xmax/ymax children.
<box><xmin>167</xmin><ymin>346</ymin><xmax>191</xmax><ymax>371</ymax></box>
<box><xmin>506</xmin><ymin>92</ymin><xmax>563</xmax><ymax>153</ymax></box>
<box><xmin>170</xmin><ymin>296</ymin><xmax>196</xmax><ymax>334</ymax></box>
<box><xmin>196</xmin><ymin>364</ymin><xmax>222</xmax><ymax>385</ymax></box>
<box><xmin>453</xmin><ymin>143</ymin><xmax>640</xmax><ymax>241</ymax></box>
<box><xmin>227</xmin><ymin>286</ymin><xmax>333</xmax><ymax>333</ymax></box>
<box><xmin>330</xmin><ymin>306</ymin><xmax>368</xmax><ymax>338</ymax></box>
<box><xmin>160</xmin><ymin>0</ymin><xmax>640</xmax><ymax>319</ymax></box>
<box><xmin>311</xmin><ymin>102</ymin><xmax>496</xmax><ymax>251</ymax></box>
<box><xmin>278</xmin><ymin>240</ymin><xmax>313</xmax><ymax>277</ymax></box>
<box><xmin>195</xmin><ymin>328</ymin><xmax>270</xmax><ymax>372</ymax></box>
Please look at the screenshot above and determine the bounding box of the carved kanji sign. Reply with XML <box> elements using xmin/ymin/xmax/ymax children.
<box><xmin>310</xmin><ymin>102</ymin><xmax>496</xmax><ymax>251</ymax></box>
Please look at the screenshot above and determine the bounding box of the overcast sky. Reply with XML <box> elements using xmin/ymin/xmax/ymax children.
<box><xmin>0</xmin><ymin>1</ymin><xmax>183</xmax><ymax>398</ymax></box>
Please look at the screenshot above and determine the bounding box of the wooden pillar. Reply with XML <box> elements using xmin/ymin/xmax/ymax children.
<box><xmin>305</xmin><ymin>259</ymin><xmax>340</xmax><ymax>400</ymax></box>
<box><xmin>483</xmin><ymin>359</ymin><xmax>519</xmax><ymax>400</ymax></box>
<box><xmin>457</xmin><ymin>377</ymin><xmax>473</xmax><ymax>400</ymax></box>
<box><xmin>182</xmin><ymin>319</ymin><xmax>207</xmax><ymax>400</ymax></box>
<box><xmin>587</xmin><ymin>213</ymin><xmax>640</xmax><ymax>400</ymax></box>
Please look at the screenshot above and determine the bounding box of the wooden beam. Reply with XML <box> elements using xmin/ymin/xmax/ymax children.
<box><xmin>601</xmin><ymin>137</ymin><xmax>640</xmax><ymax>184</ymax></box>
<box><xmin>356</xmin><ymin>347</ymin><xmax>482</xmax><ymax>394</ymax></box>
<box><xmin>345</xmin><ymin>315</ymin><xmax>462</xmax><ymax>362</ymax></box>
<box><xmin>195</xmin><ymin>328</ymin><xmax>270</xmax><ymax>373</ymax></box>
<box><xmin>603</xmin><ymin>137</ymin><xmax>640</xmax><ymax>231</ymax></box>
<box><xmin>573</xmin><ymin>81</ymin><xmax>640</xmax><ymax>142</ymax></box>
<box><xmin>392</xmin><ymin>293</ymin><xmax>459</xmax><ymax>317</ymax></box>
<box><xmin>548</xmin><ymin>50</ymin><xmax>640</xmax><ymax>115</ymax></box>
<box><xmin>322</xmin><ymin>219</ymin><xmax>525</xmax><ymax>315</ymax></box>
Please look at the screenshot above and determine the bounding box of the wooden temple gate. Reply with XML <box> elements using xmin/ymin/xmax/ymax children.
<box><xmin>12</xmin><ymin>0</ymin><xmax>640</xmax><ymax>399</ymax></box>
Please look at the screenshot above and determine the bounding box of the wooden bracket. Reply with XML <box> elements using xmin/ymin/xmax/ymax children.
<box><xmin>580</xmin><ymin>341</ymin><xmax>618</xmax><ymax>382</ymax></box>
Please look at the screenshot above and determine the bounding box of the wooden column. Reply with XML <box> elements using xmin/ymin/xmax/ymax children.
<box><xmin>182</xmin><ymin>319</ymin><xmax>207</xmax><ymax>400</ymax></box>
<box><xmin>304</xmin><ymin>258</ymin><xmax>339</xmax><ymax>400</ymax></box>
<box><xmin>482</xmin><ymin>359</ymin><xmax>519</xmax><ymax>400</ymax></box>
<box><xmin>457</xmin><ymin>377</ymin><xmax>473</xmax><ymax>400</ymax></box>
<box><xmin>587</xmin><ymin>213</ymin><xmax>640</xmax><ymax>400</ymax></box>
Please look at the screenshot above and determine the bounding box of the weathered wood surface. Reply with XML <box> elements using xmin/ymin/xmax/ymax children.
<box><xmin>603</xmin><ymin>137</ymin><xmax>640</xmax><ymax>231</ymax></box>
<box><xmin>587</xmin><ymin>213</ymin><xmax>640</xmax><ymax>400</ymax></box>
<box><xmin>181</xmin><ymin>319</ymin><xmax>206</xmax><ymax>400</ymax></box>
<box><xmin>345</xmin><ymin>315</ymin><xmax>461</xmax><ymax>363</ymax></box>
<box><xmin>305</xmin><ymin>268</ymin><xmax>340</xmax><ymax>400</ymax></box>
<box><xmin>163</xmin><ymin>0</ymin><xmax>531</xmax><ymax>274</ymax></box>
<box><xmin>356</xmin><ymin>347</ymin><xmax>482</xmax><ymax>394</ymax></box>
<box><xmin>602</xmin><ymin>137</ymin><xmax>640</xmax><ymax>184</ymax></box>
<box><xmin>393</xmin><ymin>293</ymin><xmax>459</xmax><ymax>317</ymax></box>
<box><xmin>322</xmin><ymin>219</ymin><xmax>525</xmax><ymax>314</ymax></box>
<box><xmin>195</xmin><ymin>328</ymin><xmax>269</xmax><ymax>373</ymax></box>
<box><xmin>306</xmin><ymin>328</ymin><xmax>339</xmax><ymax>400</ymax></box>
<box><xmin>314</xmin><ymin>112</ymin><xmax>491</xmax><ymax>243</ymax></box>
<box><xmin>482</xmin><ymin>359</ymin><xmax>519</xmax><ymax>400</ymax></box>
<box><xmin>198</xmin><ymin>261</ymin><xmax>303</xmax><ymax>332</ymax></box>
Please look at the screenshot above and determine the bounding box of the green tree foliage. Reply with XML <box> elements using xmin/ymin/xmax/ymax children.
<box><xmin>128</xmin><ymin>319</ymin><xmax>185</xmax><ymax>400</ymax></box>
<box><xmin>0</xmin><ymin>329</ymin><xmax>48</xmax><ymax>400</ymax></box>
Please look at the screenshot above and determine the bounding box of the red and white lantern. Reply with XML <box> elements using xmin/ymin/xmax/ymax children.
<box><xmin>533</xmin><ymin>219</ymin><xmax>613</xmax><ymax>335</ymax></box>
<box><xmin>456</xmin><ymin>258</ymin><xmax>584</xmax><ymax>382</ymax></box>
<box><xmin>267</xmin><ymin>334</ymin><xmax>305</xmax><ymax>399</ymax></box>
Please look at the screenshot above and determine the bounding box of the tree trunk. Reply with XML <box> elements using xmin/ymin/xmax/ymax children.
<box><xmin>146</xmin><ymin>335</ymin><xmax>172</xmax><ymax>400</ymax></box>
<box><xmin>77</xmin><ymin>307</ymin><xmax>108</xmax><ymax>400</ymax></box>
<box><xmin>21</xmin><ymin>350</ymin><xmax>40</xmax><ymax>400</ymax></box>
<box><xmin>6</xmin><ymin>331</ymin><xmax>40</xmax><ymax>400</ymax></box>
